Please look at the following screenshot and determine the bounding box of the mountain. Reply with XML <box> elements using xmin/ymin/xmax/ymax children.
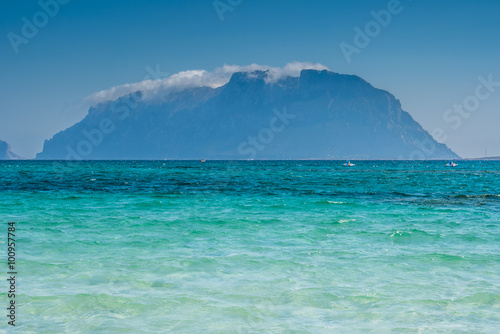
<box><xmin>0</xmin><ymin>140</ymin><xmax>23</xmax><ymax>160</ymax></box>
<box><xmin>36</xmin><ymin>69</ymin><xmax>459</xmax><ymax>160</ymax></box>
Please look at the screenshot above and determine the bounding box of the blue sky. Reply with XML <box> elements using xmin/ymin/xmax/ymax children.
<box><xmin>1</xmin><ymin>0</ymin><xmax>499</xmax><ymax>158</ymax></box>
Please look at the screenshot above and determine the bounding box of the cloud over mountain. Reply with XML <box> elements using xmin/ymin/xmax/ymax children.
<box><xmin>84</xmin><ymin>62</ymin><xmax>330</xmax><ymax>106</ymax></box>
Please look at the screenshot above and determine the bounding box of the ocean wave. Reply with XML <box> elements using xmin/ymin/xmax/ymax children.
<box><xmin>455</xmin><ymin>292</ymin><xmax>500</xmax><ymax>305</ymax></box>
<box><xmin>452</xmin><ymin>194</ymin><xmax>500</xmax><ymax>199</ymax></box>
<box><xmin>389</xmin><ymin>229</ymin><xmax>444</xmax><ymax>242</ymax></box>
<box><xmin>313</xmin><ymin>200</ymin><xmax>346</xmax><ymax>205</ymax></box>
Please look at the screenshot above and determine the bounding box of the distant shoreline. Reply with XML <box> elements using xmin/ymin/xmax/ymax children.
<box><xmin>2</xmin><ymin>158</ymin><xmax>500</xmax><ymax>162</ymax></box>
<box><xmin>461</xmin><ymin>157</ymin><xmax>500</xmax><ymax>161</ymax></box>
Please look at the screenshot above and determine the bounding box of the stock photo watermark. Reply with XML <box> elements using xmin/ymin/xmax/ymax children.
<box><xmin>237</xmin><ymin>107</ymin><xmax>296</xmax><ymax>160</ymax></box>
<box><xmin>50</xmin><ymin>64</ymin><xmax>169</xmax><ymax>173</ymax></box>
<box><xmin>407</xmin><ymin>74</ymin><xmax>499</xmax><ymax>160</ymax></box>
<box><xmin>213</xmin><ymin>0</ymin><xmax>243</xmax><ymax>21</ymax></box>
<box><xmin>7</xmin><ymin>0</ymin><xmax>71</xmax><ymax>54</ymax></box>
<box><xmin>6</xmin><ymin>222</ymin><xmax>17</xmax><ymax>327</ymax></box>
<box><xmin>64</xmin><ymin>65</ymin><xmax>169</xmax><ymax>160</ymax></box>
<box><xmin>442</xmin><ymin>74</ymin><xmax>500</xmax><ymax>131</ymax></box>
<box><xmin>339</xmin><ymin>0</ymin><xmax>405</xmax><ymax>64</ymax></box>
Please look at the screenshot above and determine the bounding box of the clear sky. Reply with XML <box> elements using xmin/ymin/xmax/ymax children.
<box><xmin>1</xmin><ymin>0</ymin><xmax>499</xmax><ymax>158</ymax></box>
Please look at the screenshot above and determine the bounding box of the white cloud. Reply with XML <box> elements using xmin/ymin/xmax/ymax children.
<box><xmin>84</xmin><ymin>62</ymin><xmax>329</xmax><ymax>107</ymax></box>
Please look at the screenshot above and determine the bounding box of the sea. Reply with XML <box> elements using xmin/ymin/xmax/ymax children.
<box><xmin>1</xmin><ymin>160</ymin><xmax>499</xmax><ymax>333</ymax></box>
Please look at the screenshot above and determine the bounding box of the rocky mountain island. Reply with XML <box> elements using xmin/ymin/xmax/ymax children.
<box><xmin>0</xmin><ymin>139</ymin><xmax>23</xmax><ymax>160</ymax></box>
<box><xmin>36</xmin><ymin>69</ymin><xmax>459</xmax><ymax>160</ymax></box>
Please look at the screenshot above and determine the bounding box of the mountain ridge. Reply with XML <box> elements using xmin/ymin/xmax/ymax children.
<box><xmin>36</xmin><ymin>69</ymin><xmax>460</xmax><ymax>160</ymax></box>
<box><xmin>0</xmin><ymin>139</ymin><xmax>23</xmax><ymax>160</ymax></box>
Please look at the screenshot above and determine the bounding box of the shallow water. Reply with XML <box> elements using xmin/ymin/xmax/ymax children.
<box><xmin>1</xmin><ymin>160</ymin><xmax>499</xmax><ymax>333</ymax></box>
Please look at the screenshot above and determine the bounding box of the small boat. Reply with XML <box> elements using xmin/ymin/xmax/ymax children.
<box><xmin>343</xmin><ymin>160</ymin><xmax>355</xmax><ymax>167</ymax></box>
<box><xmin>446</xmin><ymin>161</ymin><xmax>457</xmax><ymax>167</ymax></box>
<box><xmin>200</xmin><ymin>159</ymin><xmax>206</xmax><ymax>163</ymax></box>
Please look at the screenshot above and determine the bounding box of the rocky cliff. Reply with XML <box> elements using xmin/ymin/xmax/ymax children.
<box><xmin>36</xmin><ymin>69</ymin><xmax>459</xmax><ymax>160</ymax></box>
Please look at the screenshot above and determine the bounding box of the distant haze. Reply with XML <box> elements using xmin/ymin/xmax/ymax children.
<box><xmin>1</xmin><ymin>0</ymin><xmax>499</xmax><ymax>158</ymax></box>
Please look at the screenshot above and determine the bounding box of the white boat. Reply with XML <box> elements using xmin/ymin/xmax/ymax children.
<box><xmin>343</xmin><ymin>160</ymin><xmax>355</xmax><ymax>167</ymax></box>
<box><xmin>446</xmin><ymin>161</ymin><xmax>457</xmax><ymax>167</ymax></box>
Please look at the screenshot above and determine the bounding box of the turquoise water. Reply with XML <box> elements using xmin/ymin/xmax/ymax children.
<box><xmin>1</xmin><ymin>161</ymin><xmax>499</xmax><ymax>333</ymax></box>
